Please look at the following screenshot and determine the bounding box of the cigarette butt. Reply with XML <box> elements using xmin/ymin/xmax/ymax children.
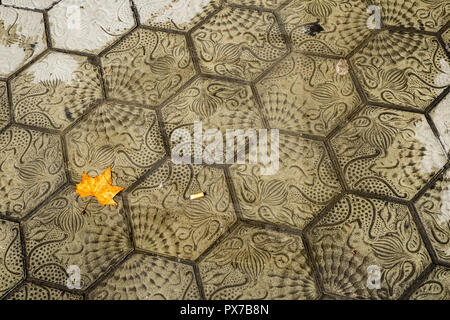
<box><xmin>190</xmin><ymin>192</ymin><xmax>206</xmax><ymax>200</ymax></box>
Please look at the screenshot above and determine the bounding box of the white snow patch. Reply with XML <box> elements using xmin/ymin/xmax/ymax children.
<box><xmin>134</xmin><ymin>0</ymin><xmax>213</xmax><ymax>25</ymax></box>
<box><xmin>28</xmin><ymin>52</ymin><xmax>80</xmax><ymax>85</ymax></box>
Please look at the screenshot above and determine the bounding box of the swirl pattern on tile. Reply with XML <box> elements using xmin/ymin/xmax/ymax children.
<box><xmin>12</xmin><ymin>52</ymin><xmax>103</xmax><ymax>131</ymax></box>
<box><xmin>23</xmin><ymin>185</ymin><xmax>132</xmax><ymax>289</ymax></box>
<box><xmin>0</xmin><ymin>219</ymin><xmax>24</xmax><ymax>298</ymax></box>
<box><xmin>256</xmin><ymin>53</ymin><xmax>362</xmax><ymax>136</ymax></box>
<box><xmin>230</xmin><ymin>133</ymin><xmax>341</xmax><ymax>230</ymax></box>
<box><xmin>0</xmin><ymin>126</ymin><xmax>66</xmax><ymax>219</ymax></box>
<box><xmin>307</xmin><ymin>194</ymin><xmax>431</xmax><ymax>299</ymax></box>
<box><xmin>351</xmin><ymin>33</ymin><xmax>450</xmax><ymax>110</ymax></box>
<box><xmin>199</xmin><ymin>224</ymin><xmax>319</xmax><ymax>300</ymax></box>
<box><xmin>126</xmin><ymin>160</ymin><xmax>237</xmax><ymax>261</ymax></box>
<box><xmin>409</xmin><ymin>267</ymin><xmax>450</xmax><ymax>300</ymax></box>
<box><xmin>65</xmin><ymin>102</ymin><xmax>166</xmax><ymax>188</ymax></box>
<box><xmin>101</xmin><ymin>28</ymin><xmax>196</xmax><ymax>106</ymax></box>
<box><xmin>192</xmin><ymin>7</ymin><xmax>288</xmax><ymax>81</ymax></box>
<box><xmin>331</xmin><ymin>106</ymin><xmax>447</xmax><ymax>200</ymax></box>
<box><xmin>415</xmin><ymin>170</ymin><xmax>450</xmax><ymax>263</ymax></box>
<box><xmin>88</xmin><ymin>254</ymin><xmax>201</xmax><ymax>300</ymax></box>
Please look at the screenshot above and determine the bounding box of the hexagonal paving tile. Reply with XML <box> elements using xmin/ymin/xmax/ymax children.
<box><xmin>199</xmin><ymin>224</ymin><xmax>319</xmax><ymax>300</ymax></box>
<box><xmin>7</xmin><ymin>282</ymin><xmax>82</xmax><ymax>300</ymax></box>
<box><xmin>162</xmin><ymin>76</ymin><xmax>265</xmax><ymax>159</ymax></box>
<box><xmin>280</xmin><ymin>0</ymin><xmax>449</xmax><ymax>56</ymax></box>
<box><xmin>0</xmin><ymin>81</ymin><xmax>9</xmax><ymax>131</ymax></box>
<box><xmin>0</xmin><ymin>126</ymin><xmax>66</xmax><ymax>219</ymax></box>
<box><xmin>330</xmin><ymin>106</ymin><xmax>447</xmax><ymax>200</ymax></box>
<box><xmin>225</xmin><ymin>0</ymin><xmax>287</xmax><ymax>10</ymax></box>
<box><xmin>0</xmin><ymin>219</ymin><xmax>24</xmax><ymax>298</ymax></box>
<box><xmin>415</xmin><ymin>169</ymin><xmax>450</xmax><ymax>263</ymax></box>
<box><xmin>101</xmin><ymin>28</ymin><xmax>196</xmax><ymax>106</ymax></box>
<box><xmin>65</xmin><ymin>102</ymin><xmax>165</xmax><ymax>189</ymax></box>
<box><xmin>409</xmin><ymin>267</ymin><xmax>450</xmax><ymax>300</ymax></box>
<box><xmin>0</xmin><ymin>6</ymin><xmax>47</xmax><ymax>78</ymax></box>
<box><xmin>230</xmin><ymin>133</ymin><xmax>341</xmax><ymax>230</ymax></box>
<box><xmin>126</xmin><ymin>159</ymin><xmax>237</xmax><ymax>261</ymax></box>
<box><xmin>2</xmin><ymin>0</ymin><xmax>59</xmax><ymax>9</ymax></box>
<box><xmin>88</xmin><ymin>254</ymin><xmax>201</xmax><ymax>300</ymax></box>
<box><xmin>307</xmin><ymin>194</ymin><xmax>431</xmax><ymax>299</ymax></box>
<box><xmin>191</xmin><ymin>7</ymin><xmax>288</xmax><ymax>81</ymax></box>
<box><xmin>23</xmin><ymin>185</ymin><xmax>132</xmax><ymax>290</ymax></box>
<box><xmin>351</xmin><ymin>32</ymin><xmax>450</xmax><ymax>110</ymax></box>
<box><xmin>11</xmin><ymin>51</ymin><xmax>103</xmax><ymax>131</ymax></box>
<box><xmin>48</xmin><ymin>0</ymin><xmax>135</xmax><ymax>54</ymax></box>
<box><xmin>256</xmin><ymin>53</ymin><xmax>362</xmax><ymax>136</ymax></box>
<box><xmin>431</xmin><ymin>93</ymin><xmax>450</xmax><ymax>154</ymax></box>
<box><xmin>133</xmin><ymin>0</ymin><xmax>219</xmax><ymax>32</ymax></box>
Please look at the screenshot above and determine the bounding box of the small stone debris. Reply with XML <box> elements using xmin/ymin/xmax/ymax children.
<box><xmin>302</xmin><ymin>22</ymin><xmax>324</xmax><ymax>36</ymax></box>
<box><xmin>336</xmin><ymin>59</ymin><xmax>349</xmax><ymax>75</ymax></box>
<box><xmin>65</xmin><ymin>106</ymin><xmax>75</xmax><ymax>121</ymax></box>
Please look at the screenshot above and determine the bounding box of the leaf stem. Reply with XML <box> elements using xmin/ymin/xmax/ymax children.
<box><xmin>81</xmin><ymin>196</ymin><xmax>93</xmax><ymax>215</ymax></box>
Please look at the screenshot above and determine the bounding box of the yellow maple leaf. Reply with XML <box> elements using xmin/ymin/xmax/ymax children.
<box><xmin>76</xmin><ymin>167</ymin><xmax>124</xmax><ymax>206</ymax></box>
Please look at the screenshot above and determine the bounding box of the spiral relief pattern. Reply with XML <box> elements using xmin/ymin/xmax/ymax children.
<box><xmin>415</xmin><ymin>170</ymin><xmax>450</xmax><ymax>263</ymax></box>
<box><xmin>199</xmin><ymin>224</ymin><xmax>320</xmax><ymax>300</ymax></box>
<box><xmin>331</xmin><ymin>106</ymin><xmax>447</xmax><ymax>200</ymax></box>
<box><xmin>230</xmin><ymin>133</ymin><xmax>341</xmax><ymax>230</ymax></box>
<box><xmin>127</xmin><ymin>160</ymin><xmax>237</xmax><ymax>260</ymax></box>
<box><xmin>66</xmin><ymin>102</ymin><xmax>166</xmax><ymax>188</ymax></box>
<box><xmin>12</xmin><ymin>52</ymin><xmax>103</xmax><ymax>131</ymax></box>
<box><xmin>23</xmin><ymin>185</ymin><xmax>132</xmax><ymax>290</ymax></box>
<box><xmin>308</xmin><ymin>194</ymin><xmax>431</xmax><ymax>299</ymax></box>
<box><xmin>257</xmin><ymin>52</ymin><xmax>362</xmax><ymax>136</ymax></box>
<box><xmin>192</xmin><ymin>7</ymin><xmax>288</xmax><ymax>81</ymax></box>
<box><xmin>88</xmin><ymin>254</ymin><xmax>200</xmax><ymax>300</ymax></box>
<box><xmin>0</xmin><ymin>127</ymin><xmax>66</xmax><ymax>219</ymax></box>
<box><xmin>352</xmin><ymin>33</ymin><xmax>450</xmax><ymax>110</ymax></box>
<box><xmin>0</xmin><ymin>219</ymin><xmax>24</xmax><ymax>298</ymax></box>
<box><xmin>0</xmin><ymin>0</ymin><xmax>449</xmax><ymax>300</ymax></box>
<box><xmin>280</xmin><ymin>0</ymin><xmax>449</xmax><ymax>56</ymax></box>
<box><xmin>101</xmin><ymin>28</ymin><xmax>196</xmax><ymax>106</ymax></box>
<box><xmin>409</xmin><ymin>267</ymin><xmax>450</xmax><ymax>300</ymax></box>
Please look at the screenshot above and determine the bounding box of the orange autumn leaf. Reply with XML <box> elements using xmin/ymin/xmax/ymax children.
<box><xmin>76</xmin><ymin>167</ymin><xmax>124</xmax><ymax>206</ymax></box>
